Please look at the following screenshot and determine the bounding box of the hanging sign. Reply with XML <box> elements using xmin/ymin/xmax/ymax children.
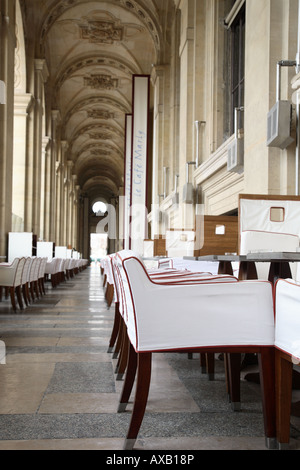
<box><xmin>123</xmin><ymin>114</ymin><xmax>132</xmax><ymax>250</ymax></box>
<box><xmin>130</xmin><ymin>75</ymin><xmax>150</xmax><ymax>254</ymax></box>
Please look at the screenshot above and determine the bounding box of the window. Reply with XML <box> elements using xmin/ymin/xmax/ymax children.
<box><xmin>224</xmin><ymin>1</ymin><xmax>246</xmax><ymax>137</ymax></box>
<box><xmin>230</xmin><ymin>5</ymin><xmax>245</xmax><ymax>133</ymax></box>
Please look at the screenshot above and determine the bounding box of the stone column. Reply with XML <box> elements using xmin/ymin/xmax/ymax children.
<box><xmin>82</xmin><ymin>197</ymin><xmax>90</xmax><ymax>260</ymax></box>
<box><xmin>24</xmin><ymin>94</ymin><xmax>35</xmax><ymax>233</ymax></box>
<box><xmin>32</xmin><ymin>59</ymin><xmax>49</xmax><ymax>238</ymax></box>
<box><xmin>43</xmin><ymin>139</ymin><xmax>52</xmax><ymax>241</ymax></box>
<box><xmin>12</xmin><ymin>93</ymin><xmax>34</xmax><ymax>231</ymax></box>
<box><xmin>58</xmin><ymin>141</ymin><xmax>68</xmax><ymax>245</ymax></box>
<box><xmin>39</xmin><ymin>136</ymin><xmax>50</xmax><ymax>240</ymax></box>
<box><xmin>177</xmin><ymin>0</ymin><xmax>196</xmax><ymax>228</ymax></box>
<box><xmin>73</xmin><ymin>185</ymin><xmax>80</xmax><ymax>250</ymax></box>
<box><xmin>55</xmin><ymin>161</ymin><xmax>61</xmax><ymax>244</ymax></box>
<box><xmin>0</xmin><ymin>2</ymin><xmax>16</xmax><ymax>257</ymax></box>
<box><xmin>65</xmin><ymin>160</ymin><xmax>74</xmax><ymax>247</ymax></box>
<box><xmin>70</xmin><ymin>174</ymin><xmax>77</xmax><ymax>248</ymax></box>
<box><xmin>49</xmin><ymin>110</ymin><xmax>60</xmax><ymax>243</ymax></box>
<box><xmin>151</xmin><ymin>66</ymin><xmax>167</xmax><ymax>202</ymax></box>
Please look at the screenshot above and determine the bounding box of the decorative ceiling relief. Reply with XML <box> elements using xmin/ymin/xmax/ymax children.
<box><xmin>87</xmin><ymin>109</ymin><xmax>115</xmax><ymax>120</ymax></box>
<box><xmin>84</xmin><ymin>74</ymin><xmax>119</xmax><ymax>90</ymax></box>
<box><xmin>79</xmin><ymin>19</ymin><xmax>124</xmax><ymax>44</ymax></box>
<box><xmin>88</xmin><ymin>132</ymin><xmax>111</xmax><ymax>140</ymax></box>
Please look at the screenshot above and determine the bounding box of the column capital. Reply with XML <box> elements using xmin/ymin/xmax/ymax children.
<box><xmin>34</xmin><ymin>59</ymin><xmax>49</xmax><ymax>83</ymax></box>
<box><xmin>51</xmin><ymin>109</ymin><xmax>61</xmax><ymax>123</ymax></box>
<box><xmin>42</xmin><ymin>136</ymin><xmax>51</xmax><ymax>151</ymax></box>
<box><xmin>61</xmin><ymin>141</ymin><xmax>69</xmax><ymax>152</ymax></box>
<box><xmin>13</xmin><ymin>93</ymin><xmax>34</xmax><ymax>115</ymax></box>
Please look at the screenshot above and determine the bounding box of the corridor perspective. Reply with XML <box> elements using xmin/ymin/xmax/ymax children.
<box><xmin>0</xmin><ymin>263</ymin><xmax>299</xmax><ymax>451</ymax></box>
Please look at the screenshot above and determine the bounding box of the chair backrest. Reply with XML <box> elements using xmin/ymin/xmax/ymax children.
<box><xmin>275</xmin><ymin>278</ymin><xmax>300</xmax><ymax>362</ymax></box>
<box><xmin>114</xmin><ymin>251</ymin><xmax>139</xmax><ymax>335</ymax></box>
<box><xmin>45</xmin><ymin>258</ymin><xmax>59</xmax><ymax>275</ymax></box>
<box><xmin>0</xmin><ymin>258</ymin><xmax>20</xmax><ymax>286</ymax></box>
<box><xmin>38</xmin><ymin>257</ymin><xmax>47</xmax><ymax>278</ymax></box>
<box><xmin>29</xmin><ymin>257</ymin><xmax>37</xmax><ymax>282</ymax></box>
<box><xmin>33</xmin><ymin>257</ymin><xmax>42</xmax><ymax>281</ymax></box>
<box><xmin>106</xmin><ymin>255</ymin><xmax>115</xmax><ymax>286</ymax></box>
<box><xmin>14</xmin><ymin>257</ymin><xmax>26</xmax><ymax>286</ymax></box>
<box><xmin>21</xmin><ymin>257</ymin><xmax>32</xmax><ymax>284</ymax></box>
<box><xmin>65</xmin><ymin>258</ymin><xmax>72</xmax><ymax>270</ymax></box>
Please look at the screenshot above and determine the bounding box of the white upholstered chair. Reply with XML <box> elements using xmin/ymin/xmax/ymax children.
<box><xmin>0</xmin><ymin>258</ymin><xmax>26</xmax><ymax>311</ymax></box>
<box><xmin>110</xmin><ymin>252</ymin><xmax>236</xmax><ymax>378</ymax></box>
<box><xmin>45</xmin><ymin>258</ymin><xmax>61</xmax><ymax>287</ymax></box>
<box><xmin>115</xmin><ymin>250</ymin><xmax>276</xmax><ymax>450</ymax></box>
<box><xmin>275</xmin><ymin>278</ymin><xmax>300</xmax><ymax>449</ymax></box>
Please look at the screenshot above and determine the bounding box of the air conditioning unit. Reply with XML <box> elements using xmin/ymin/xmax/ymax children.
<box><xmin>182</xmin><ymin>183</ymin><xmax>194</xmax><ymax>204</ymax></box>
<box><xmin>227</xmin><ymin>137</ymin><xmax>244</xmax><ymax>173</ymax></box>
<box><xmin>267</xmin><ymin>100</ymin><xmax>294</xmax><ymax>149</ymax></box>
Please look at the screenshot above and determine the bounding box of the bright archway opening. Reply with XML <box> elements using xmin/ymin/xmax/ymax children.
<box><xmin>92</xmin><ymin>201</ymin><xmax>107</xmax><ymax>216</ymax></box>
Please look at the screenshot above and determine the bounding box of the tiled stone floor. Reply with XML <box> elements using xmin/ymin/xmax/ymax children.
<box><xmin>0</xmin><ymin>264</ymin><xmax>299</xmax><ymax>451</ymax></box>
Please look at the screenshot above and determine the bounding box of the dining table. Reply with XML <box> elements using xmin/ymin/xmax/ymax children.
<box><xmin>185</xmin><ymin>251</ymin><xmax>300</xmax><ymax>407</ymax></box>
<box><xmin>184</xmin><ymin>252</ymin><xmax>300</xmax><ymax>284</ymax></box>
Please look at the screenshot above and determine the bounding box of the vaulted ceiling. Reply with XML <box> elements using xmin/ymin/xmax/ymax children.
<box><xmin>21</xmin><ymin>0</ymin><xmax>175</xmax><ymax>204</ymax></box>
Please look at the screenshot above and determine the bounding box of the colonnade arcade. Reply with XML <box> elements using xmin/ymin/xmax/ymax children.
<box><xmin>1</xmin><ymin>0</ymin><xmax>300</xmax><ymax>261</ymax></box>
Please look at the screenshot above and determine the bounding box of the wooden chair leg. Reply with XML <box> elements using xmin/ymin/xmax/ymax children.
<box><xmin>200</xmin><ymin>353</ymin><xmax>206</xmax><ymax>373</ymax></box>
<box><xmin>118</xmin><ymin>343</ymin><xmax>138</xmax><ymax>412</ymax></box>
<box><xmin>275</xmin><ymin>349</ymin><xmax>293</xmax><ymax>449</ymax></box>
<box><xmin>116</xmin><ymin>328</ymin><xmax>129</xmax><ymax>380</ymax></box>
<box><xmin>108</xmin><ymin>303</ymin><xmax>120</xmax><ymax>353</ymax></box>
<box><xmin>259</xmin><ymin>347</ymin><xmax>276</xmax><ymax>449</ymax></box>
<box><xmin>30</xmin><ymin>282</ymin><xmax>35</xmax><ymax>301</ymax></box>
<box><xmin>41</xmin><ymin>278</ymin><xmax>46</xmax><ymax>294</ymax></box>
<box><xmin>22</xmin><ymin>284</ymin><xmax>29</xmax><ymax>306</ymax></box>
<box><xmin>107</xmin><ymin>285</ymin><xmax>114</xmax><ymax>307</ymax></box>
<box><xmin>124</xmin><ymin>352</ymin><xmax>152</xmax><ymax>450</ymax></box>
<box><xmin>113</xmin><ymin>316</ymin><xmax>124</xmax><ymax>359</ymax></box>
<box><xmin>200</xmin><ymin>353</ymin><xmax>215</xmax><ymax>380</ymax></box>
<box><xmin>9</xmin><ymin>287</ymin><xmax>17</xmax><ymax>312</ymax></box>
<box><xmin>16</xmin><ymin>285</ymin><xmax>24</xmax><ymax>310</ymax></box>
<box><xmin>38</xmin><ymin>279</ymin><xmax>44</xmax><ymax>296</ymax></box>
<box><xmin>226</xmin><ymin>353</ymin><xmax>241</xmax><ymax>410</ymax></box>
<box><xmin>206</xmin><ymin>353</ymin><xmax>215</xmax><ymax>381</ymax></box>
<box><xmin>34</xmin><ymin>280</ymin><xmax>40</xmax><ymax>298</ymax></box>
<box><xmin>51</xmin><ymin>274</ymin><xmax>56</xmax><ymax>288</ymax></box>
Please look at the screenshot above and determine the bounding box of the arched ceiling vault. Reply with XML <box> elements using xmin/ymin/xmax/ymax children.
<box><xmin>21</xmin><ymin>0</ymin><xmax>175</xmax><ymax>203</ymax></box>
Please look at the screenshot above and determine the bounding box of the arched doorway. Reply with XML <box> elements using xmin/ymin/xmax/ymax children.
<box><xmin>90</xmin><ymin>200</ymin><xmax>108</xmax><ymax>264</ymax></box>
